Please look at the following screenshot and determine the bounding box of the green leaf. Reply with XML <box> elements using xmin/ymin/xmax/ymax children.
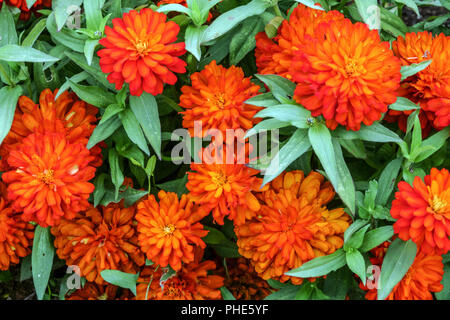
<box><xmin>346</xmin><ymin>249</ymin><xmax>366</xmax><ymax>285</ymax></box>
<box><xmin>389</xmin><ymin>97</ymin><xmax>420</xmax><ymax>111</ymax></box>
<box><xmin>435</xmin><ymin>264</ymin><xmax>450</xmax><ymax>300</ymax></box>
<box><xmin>211</xmin><ymin>239</ymin><xmax>240</xmax><ymax>258</ymax></box>
<box><xmin>129</xmin><ymin>93</ymin><xmax>162</xmax><ymax>159</ymax></box>
<box><xmin>0</xmin><ymin>45</ymin><xmax>59</xmax><ymax>63</ymax></box>
<box><xmin>262</xmin><ymin>129</ymin><xmax>310</xmax><ymax>186</ymax></box>
<box><xmin>201</xmin><ymin>0</ymin><xmax>271</xmax><ymax>44</ymax></box>
<box><xmin>255</xmin><ymin>74</ymin><xmax>296</xmax><ymax>100</ymax></box>
<box><xmin>285</xmin><ymin>249</ymin><xmax>346</xmax><ymax>278</ymax></box>
<box><xmin>309</xmin><ymin>124</ymin><xmax>355</xmax><ymax>214</ymax></box>
<box><xmin>294</xmin><ymin>0</ymin><xmax>324</xmax><ymax>10</ymax></box>
<box><xmin>395</xmin><ymin>0</ymin><xmax>420</xmax><ymax>16</ymax></box>
<box><xmin>27</xmin><ymin>0</ymin><xmax>38</xmax><ymax>9</ymax></box>
<box><xmin>338</xmin><ymin>139</ymin><xmax>367</xmax><ymax>159</ymax></box>
<box><xmin>245</xmin><ymin>93</ymin><xmax>280</xmax><ymax>107</ymax></box>
<box><xmin>83</xmin><ymin>0</ymin><xmax>104</xmax><ymax>31</ymax></box>
<box><xmin>20</xmin><ymin>255</ymin><xmax>32</xmax><ymax>282</ymax></box>
<box><xmin>156</xmin><ymin>3</ymin><xmax>191</xmax><ymax>15</ymax></box>
<box><xmin>0</xmin><ymin>86</ymin><xmax>22</xmax><ymax>145</ymax></box>
<box><xmin>87</xmin><ymin>115</ymin><xmax>122</xmax><ymax>149</ymax></box>
<box><xmin>375</xmin><ymin>158</ymin><xmax>403</xmax><ymax>206</ymax></box>
<box><xmin>32</xmin><ymin>226</ymin><xmax>55</xmax><ymax>300</ymax></box>
<box><xmin>100</xmin><ymin>270</ymin><xmax>139</xmax><ymax>296</ymax></box>
<box><xmin>84</xmin><ymin>39</ymin><xmax>99</xmax><ymax>66</ymax></box>
<box><xmin>100</xmin><ymin>103</ymin><xmax>124</xmax><ymax>125</ymax></box>
<box><xmin>245</xmin><ymin>118</ymin><xmax>290</xmax><ymax>138</ymax></box>
<box><xmin>254</xmin><ymin>104</ymin><xmax>311</xmax><ymax>129</ymax></box>
<box><xmin>295</xmin><ymin>281</ymin><xmax>314</xmax><ymax>300</ymax></box>
<box><xmin>120</xmin><ymin>109</ymin><xmax>151</xmax><ymax>155</ymax></box>
<box><xmin>229</xmin><ymin>16</ymin><xmax>263</xmax><ymax>65</ymax></box>
<box><xmin>203</xmin><ymin>226</ymin><xmax>227</xmax><ymax>245</ymax></box>
<box><xmin>345</xmin><ymin>224</ymin><xmax>371</xmax><ymax>250</ymax></box>
<box><xmin>344</xmin><ymin>220</ymin><xmax>369</xmax><ymax>244</ymax></box>
<box><xmin>109</xmin><ymin>148</ymin><xmax>124</xmax><ymax>200</ymax></box>
<box><xmin>68</xmin><ymin>80</ymin><xmax>115</xmax><ymax>108</ymax></box>
<box><xmin>354</xmin><ymin>0</ymin><xmax>379</xmax><ymax>30</ymax></box>
<box><xmin>53</xmin><ymin>0</ymin><xmax>83</xmax><ymax>31</ymax></box>
<box><xmin>377</xmin><ymin>238</ymin><xmax>417</xmax><ymax>300</ymax></box>
<box><xmin>323</xmin><ymin>267</ymin><xmax>353</xmax><ymax>300</ymax></box>
<box><xmin>121</xmin><ymin>187</ymin><xmax>148</xmax><ymax>207</ymax></box>
<box><xmin>47</xmin><ymin>12</ymin><xmax>87</xmax><ymax>52</ymax></box>
<box><xmin>93</xmin><ymin>173</ymin><xmax>108</xmax><ymax>207</ymax></box>
<box><xmin>400</xmin><ymin>60</ymin><xmax>432</xmax><ymax>81</ymax></box>
<box><xmin>220</xmin><ymin>287</ymin><xmax>237</xmax><ymax>300</ymax></box>
<box><xmin>156</xmin><ymin>175</ymin><xmax>188</xmax><ymax>197</ymax></box>
<box><xmin>414</xmin><ymin>127</ymin><xmax>450</xmax><ymax>163</ymax></box>
<box><xmin>22</xmin><ymin>18</ymin><xmax>47</xmax><ymax>47</ymax></box>
<box><xmin>0</xmin><ymin>4</ymin><xmax>18</xmax><ymax>46</ymax></box>
<box><xmin>379</xmin><ymin>6</ymin><xmax>408</xmax><ymax>37</ymax></box>
<box><xmin>185</xmin><ymin>25</ymin><xmax>207</xmax><ymax>61</ymax></box>
<box><xmin>264</xmin><ymin>285</ymin><xmax>298</xmax><ymax>300</ymax></box>
<box><xmin>360</xmin><ymin>226</ymin><xmax>394</xmax><ymax>253</ymax></box>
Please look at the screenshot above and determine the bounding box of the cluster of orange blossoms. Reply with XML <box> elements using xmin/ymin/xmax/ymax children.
<box><xmin>360</xmin><ymin>241</ymin><xmax>444</xmax><ymax>300</ymax></box>
<box><xmin>51</xmin><ymin>201</ymin><xmax>145</xmax><ymax>284</ymax></box>
<box><xmin>0</xmin><ymin>90</ymin><xmax>101</xmax><ymax>228</ymax></box>
<box><xmin>136</xmin><ymin>248</ymin><xmax>224</xmax><ymax>300</ymax></box>
<box><xmin>0</xmin><ymin>0</ymin><xmax>51</xmax><ymax>20</ymax></box>
<box><xmin>98</xmin><ymin>8</ymin><xmax>187</xmax><ymax>96</ymax></box>
<box><xmin>391</xmin><ymin>168</ymin><xmax>450</xmax><ymax>255</ymax></box>
<box><xmin>385</xmin><ymin>32</ymin><xmax>450</xmax><ymax>134</ymax></box>
<box><xmin>235</xmin><ymin>170</ymin><xmax>350</xmax><ymax>284</ymax></box>
<box><xmin>66</xmin><ymin>283</ymin><xmax>133</xmax><ymax>300</ymax></box>
<box><xmin>256</xmin><ymin>4</ymin><xmax>402</xmax><ymax>131</ymax></box>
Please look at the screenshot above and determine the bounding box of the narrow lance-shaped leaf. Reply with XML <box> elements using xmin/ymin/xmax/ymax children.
<box><xmin>0</xmin><ymin>86</ymin><xmax>23</xmax><ymax>145</ymax></box>
<box><xmin>285</xmin><ymin>249</ymin><xmax>347</xmax><ymax>278</ymax></box>
<box><xmin>32</xmin><ymin>226</ymin><xmax>55</xmax><ymax>300</ymax></box>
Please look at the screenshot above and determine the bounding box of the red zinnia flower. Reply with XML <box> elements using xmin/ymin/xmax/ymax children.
<box><xmin>2</xmin><ymin>131</ymin><xmax>97</xmax><ymax>227</ymax></box>
<box><xmin>255</xmin><ymin>4</ymin><xmax>345</xmax><ymax>80</ymax></box>
<box><xmin>0</xmin><ymin>0</ymin><xmax>51</xmax><ymax>20</ymax></box>
<box><xmin>0</xmin><ymin>89</ymin><xmax>101</xmax><ymax>171</ymax></box>
<box><xmin>180</xmin><ymin>60</ymin><xmax>261</xmax><ymax>138</ymax></box>
<box><xmin>136</xmin><ymin>190</ymin><xmax>209</xmax><ymax>271</ymax></box>
<box><xmin>361</xmin><ymin>242</ymin><xmax>444</xmax><ymax>300</ymax></box>
<box><xmin>98</xmin><ymin>8</ymin><xmax>187</xmax><ymax>96</ymax></box>
<box><xmin>235</xmin><ymin>170</ymin><xmax>350</xmax><ymax>284</ymax></box>
<box><xmin>52</xmin><ymin>202</ymin><xmax>145</xmax><ymax>284</ymax></box>
<box><xmin>291</xmin><ymin>18</ymin><xmax>401</xmax><ymax>131</ymax></box>
<box><xmin>0</xmin><ymin>182</ymin><xmax>34</xmax><ymax>271</ymax></box>
<box><xmin>391</xmin><ymin>168</ymin><xmax>450</xmax><ymax>255</ymax></box>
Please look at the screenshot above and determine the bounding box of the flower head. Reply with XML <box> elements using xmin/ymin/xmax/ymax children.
<box><xmin>0</xmin><ymin>0</ymin><xmax>51</xmax><ymax>20</ymax></box>
<box><xmin>235</xmin><ymin>170</ymin><xmax>350</xmax><ymax>284</ymax></box>
<box><xmin>391</xmin><ymin>168</ymin><xmax>450</xmax><ymax>255</ymax></box>
<box><xmin>51</xmin><ymin>202</ymin><xmax>145</xmax><ymax>284</ymax></box>
<box><xmin>217</xmin><ymin>257</ymin><xmax>273</xmax><ymax>300</ymax></box>
<box><xmin>136</xmin><ymin>190</ymin><xmax>209</xmax><ymax>271</ymax></box>
<box><xmin>0</xmin><ymin>89</ymin><xmax>101</xmax><ymax>171</ymax></box>
<box><xmin>98</xmin><ymin>8</ymin><xmax>187</xmax><ymax>96</ymax></box>
<box><xmin>2</xmin><ymin>131</ymin><xmax>97</xmax><ymax>227</ymax></box>
<box><xmin>255</xmin><ymin>4</ymin><xmax>345</xmax><ymax>79</ymax></box>
<box><xmin>136</xmin><ymin>248</ymin><xmax>224</xmax><ymax>300</ymax></box>
<box><xmin>291</xmin><ymin>18</ymin><xmax>401</xmax><ymax>131</ymax></box>
<box><xmin>0</xmin><ymin>183</ymin><xmax>34</xmax><ymax>271</ymax></box>
<box><xmin>180</xmin><ymin>60</ymin><xmax>261</xmax><ymax>138</ymax></box>
<box><xmin>386</xmin><ymin>31</ymin><xmax>450</xmax><ymax>131</ymax></box>
<box><xmin>361</xmin><ymin>243</ymin><xmax>444</xmax><ymax>300</ymax></box>
<box><xmin>186</xmin><ymin>143</ymin><xmax>266</xmax><ymax>226</ymax></box>
<box><xmin>66</xmin><ymin>283</ymin><xmax>132</xmax><ymax>300</ymax></box>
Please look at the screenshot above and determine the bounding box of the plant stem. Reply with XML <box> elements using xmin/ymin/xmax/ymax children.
<box><xmin>273</xmin><ymin>4</ymin><xmax>283</xmax><ymax>17</ymax></box>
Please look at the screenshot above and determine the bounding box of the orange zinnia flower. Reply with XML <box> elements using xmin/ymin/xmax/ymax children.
<box><xmin>217</xmin><ymin>257</ymin><xmax>274</xmax><ymax>300</ymax></box>
<box><xmin>2</xmin><ymin>131</ymin><xmax>97</xmax><ymax>227</ymax></box>
<box><xmin>180</xmin><ymin>60</ymin><xmax>261</xmax><ymax>138</ymax></box>
<box><xmin>0</xmin><ymin>182</ymin><xmax>34</xmax><ymax>271</ymax></box>
<box><xmin>255</xmin><ymin>4</ymin><xmax>344</xmax><ymax>79</ymax></box>
<box><xmin>0</xmin><ymin>89</ymin><xmax>101</xmax><ymax>171</ymax></box>
<box><xmin>235</xmin><ymin>170</ymin><xmax>350</xmax><ymax>284</ymax></box>
<box><xmin>52</xmin><ymin>202</ymin><xmax>145</xmax><ymax>284</ymax></box>
<box><xmin>290</xmin><ymin>18</ymin><xmax>401</xmax><ymax>131</ymax></box>
<box><xmin>136</xmin><ymin>248</ymin><xmax>224</xmax><ymax>300</ymax></box>
<box><xmin>66</xmin><ymin>282</ymin><xmax>132</xmax><ymax>300</ymax></box>
<box><xmin>186</xmin><ymin>143</ymin><xmax>266</xmax><ymax>226</ymax></box>
<box><xmin>361</xmin><ymin>243</ymin><xmax>444</xmax><ymax>300</ymax></box>
<box><xmin>98</xmin><ymin>8</ymin><xmax>187</xmax><ymax>96</ymax></box>
<box><xmin>386</xmin><ymin>31</ymin><xmax>450</xmax><ymax>131</ymax></box>
<box><xmin>391</xmin><ymin>168</ymin><xmax>450</xmax><ymax>255</ymax></box>
<box><xmin>136</xmin><ymin>190</ymin><xmax>209</xmax><ymax>271</ymax></box>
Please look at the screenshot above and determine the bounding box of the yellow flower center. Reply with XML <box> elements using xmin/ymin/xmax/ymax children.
<box><xmin>211</xmin><ymin>171</ymin><xmax>227</xmax><ymax>187</ymax></box>
<box><xmin>163</xmin><ymin>224</ymin><xmax>176</xmax><ymax>236</ymax></box>
<box><xmin>214</xmin><ymin>93</ymin><xmax>227</xmax><ymax>109</ymax></box>
<box><xmin>344</xmin><ymin>59</ymin><xmax>365</xmax><ymax>77</ymax></box>
<box><xmin>430</xmin><ymin>195</ymin><xmax>447</xmax><ymax>214</ymax></box>
<box><xmin>135</xmin><ymin>40</ymin><xmax>149</xmax><ymax>56</ymax></box>
<box><xmin>37</xmin><ymin>169</ymin><xmax>55</xmax><ymax>185</ymax></box>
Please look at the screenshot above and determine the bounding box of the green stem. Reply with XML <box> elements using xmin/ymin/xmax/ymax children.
<box><xmin>273</xmin><ymin>4</ymin><xmax>283</xmax><ymax>17</ymax></box>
